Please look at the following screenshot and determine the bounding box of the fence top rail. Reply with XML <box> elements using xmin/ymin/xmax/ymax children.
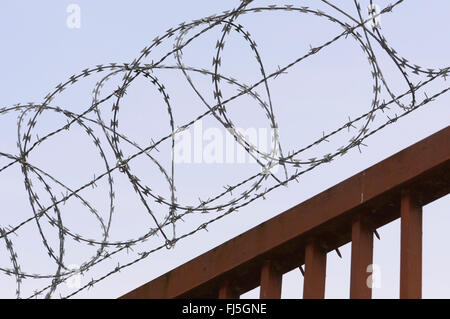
<box><xmin>121</xmin><ymin>126</ymin><xmax>450</xmax><ymax>299</ymax></box>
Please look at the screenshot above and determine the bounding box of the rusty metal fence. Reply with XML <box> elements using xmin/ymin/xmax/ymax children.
<box><xmin>121</xmin><ymin>126</ymin><xmax>450</xmax><ymax>299</ymax></box>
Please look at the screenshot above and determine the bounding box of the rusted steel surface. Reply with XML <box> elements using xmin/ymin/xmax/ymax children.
<box><xmin>259</xmin><ymin>260</ymin><xmax>282</xmax><ymax>299</ymax></box>
<box><xmin>350</xmin><ymin>216</ymin><xmax>373</xmax><ymax>299</ymax></box>
<box><xmin>121</xmin><ymin>126</ymin><xmax>450</xmax><ymax>299</ymax></box>
<box><xmin>303</xmin><ymin>240</ymin><xmax>327</xmax><ymax>299</ymax></box>
<box><xmin>218</xmin><ymin>281</ymin><xmax>239</xmax><ymax>299</ymax></box>
<box><xmin>400</xmin><ymin>190</ymin><xmax>423</xmax><ymax>299</ymax></box>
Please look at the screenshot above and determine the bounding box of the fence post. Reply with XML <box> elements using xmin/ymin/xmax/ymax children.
<box><xmin>303</xmin><ymin>240</ymin><xmax>327</xmax><ymax>299</ymax></box>
<box><xmin>400</xmin><ymin>189</ymin><xmax>422</xmax><ymax>299</ymax></box>
<box><xmin>218</xmin><ymin>281</ymin><xmax>239</xmax><ymax>299</ymax></box>
<box><xmin>260</xmin><ymin>260</ymin><xmax>282</xmax><ymax>299</ymax></box>
<box><xmin>350</xmin><ymin>215</ymin><xmax>373</xmax><ymax>298</ymax></box>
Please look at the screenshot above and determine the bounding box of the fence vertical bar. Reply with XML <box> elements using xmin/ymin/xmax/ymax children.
<box><xmin>218</xmin><ymin>281</ymin><xmax>239</xmax><ymax>299</ymax></box>
<box><xmin>260</xmin><ymin>260</ymin><xmax>282</xmax><ymax>299</ymax></box>
<box><xmin>350</xmin><ymin>216</ymin><xmax>373</xmax><ymax>298</ymax></box>
<box><xmin>303</xmin><ymin>240</ymin><xmax>327</xmax><ymax>299</ymax></box>
<box><xmin>400</xmin><ymin>189</ymin><xmax>422</xmax><ymax>299</ymax></box>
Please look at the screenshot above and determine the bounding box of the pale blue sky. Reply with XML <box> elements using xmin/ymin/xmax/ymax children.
<box><xmin>0</xmin><ymin>1</ymin><xmax>449</xmax><ymax>298</ymax></box>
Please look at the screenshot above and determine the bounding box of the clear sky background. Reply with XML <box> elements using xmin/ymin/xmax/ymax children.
<box><xmin>0</xmin><ymin>0</ymin><xmax>449</xmax><ymax>298</ymax></box>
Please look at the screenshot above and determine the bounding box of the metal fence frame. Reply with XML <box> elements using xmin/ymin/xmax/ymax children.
<box><xmin>121</xmin><ymin>126</ymin><xmax>450</xmax><ymax>299</ymax></box>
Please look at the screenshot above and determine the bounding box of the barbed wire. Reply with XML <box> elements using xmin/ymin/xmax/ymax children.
<box><xmin>0</xmin><ymin>0</ymin><xmax>448</xmax><ymax>298</ymax></box>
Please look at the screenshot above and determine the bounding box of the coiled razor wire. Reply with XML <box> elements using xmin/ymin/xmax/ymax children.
<box><xmin>0</xmin><ymin>0</ymin><xmax>449</xmax><ymax>298</ymax></box>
